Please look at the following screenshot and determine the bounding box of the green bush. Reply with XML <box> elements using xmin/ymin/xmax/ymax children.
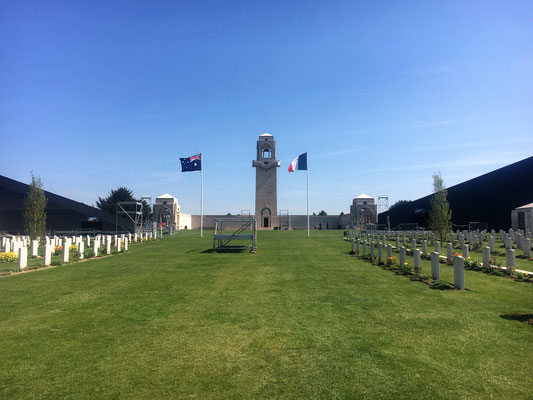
<box><xmin>514</xmin><ymin>271</ymin><xmax>532</xmax><ymax>281</ymax></box>
<box><xmin>85</xmin><ymin>249</ymin><xmax>95</xmax><ymax>258</ymax></box>
<box><xmin>51</xmin><ymin>260</ymin><xmax>63</xmax><ymax>267</ymax></box>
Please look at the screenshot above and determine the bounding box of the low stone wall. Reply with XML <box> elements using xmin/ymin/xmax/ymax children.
<box><xmin>188</xmin><ymin>214</ymin><xmax>352</xmax><ymax>230</ymax></box>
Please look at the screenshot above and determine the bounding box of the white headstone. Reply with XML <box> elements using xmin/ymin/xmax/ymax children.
<box><xmin>482</xmin><ymin>246</ymin><xmax>491</xmax><ymax>269</ymax></box>
<box><xmin>488</xmin><ymin>236</ymin><xmax>494</xmax><ymax>253</ymax></box>
<box><xmin>524</xmin><ymin>238</ymin><xmax>531</xmax><ymax>259</ymax></box>
<box><xmin>31</xmin><ymin>240</ymin><xmax>39</xmax><ymax>257</ymax></box>
<box><xmin>505</xmin><ymin>248</ymin><xmax>515</xmax><ymax>275</ymax></box>
<box><xmin>18</xmin><ymin>246</ymin><xmax>28</xmax><ymax>271</ymax></box>
<box><xmin>400</xmin><ymin>247</ymin><xmax>406</xmax><ymax>267</ymax></box>
<box><xmin>62</xmin><ymin>245</ymin><xmax>69</xmax><ymax>263</ymax></box>
<box><xmin>431</xmin><ymin>252</ymin><xmax>440</xmax><ymax>280</ymax></box>
<box><xmin>454</xmin><ymin>256</ymin><xmax>465</xmax><ymax>290</ymax></box>
<box><xmin>447</xmin><ymin>243</ymin><xmax>453</xmax><ymax>262</ymax></box>
<box><xmin>461</xmin><ymin>244</ymin><xmax>469</xmax><ymax>258</ymax></box>
<box><xmin>413</xmin><ymin>249</ymin><xmax>421</xmax><ymax>275</ymax></box>
<box><xmin>43</xmin><ymin>245</ymin><xmax>52</xmax><ymax>266</ymax></box>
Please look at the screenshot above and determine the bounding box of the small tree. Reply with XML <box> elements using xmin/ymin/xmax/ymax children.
<box><xmin>23</xmin><ymin>174</ymin><xmax>47</xmax><ymax>240</ymax></box>
<box><xmin>318</xmin><ymin>210</ymin><xmax>327</xmax><ymax>216</ymax></box>
<box><xmin>428</xmin><ymin>173</ymin><xmax>452</xmax><ymax>242</ymax></box>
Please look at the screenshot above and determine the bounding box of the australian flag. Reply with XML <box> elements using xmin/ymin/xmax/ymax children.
<box><xmin>180</xmin><ymin>153</ymin><xmax>202</xmax><ymax>172</ymax></box>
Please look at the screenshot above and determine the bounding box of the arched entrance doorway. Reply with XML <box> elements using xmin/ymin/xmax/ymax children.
<box><xmin>359</xmin><ymin>207</ymin><xmax>373</xmax><ymax>225</ymax></box>
<box><xmin>261</xmin><ymin>207</ymin><xmax>272</xmax><ymax>228</ymax></box>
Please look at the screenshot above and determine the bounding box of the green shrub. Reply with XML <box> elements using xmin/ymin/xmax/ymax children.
<box><xmin>51</xmin><ymin>260</ymin><xmax>63</xmax><ymax>267</ymax></box>
<box><xmin>85</xmin><ymin>249</ymin><xmax>95</xmax><ymax>258</ymax></box>
<box><xmin>514</xmin><ymin>271</ymin><xmax>532</xmax><ymax>281</ymax></box>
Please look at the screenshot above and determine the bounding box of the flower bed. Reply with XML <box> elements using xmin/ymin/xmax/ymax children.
<box><xmin>0</xmin><ymin>252</ymin><xmax>18</xmax><ymax>262</ymax></box>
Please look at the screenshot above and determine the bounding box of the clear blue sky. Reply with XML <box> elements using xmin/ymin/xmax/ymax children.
<box><xmin>1</xmin><ymin>1</ymin><xmax>532</xmax><ymax>215</ymax></box>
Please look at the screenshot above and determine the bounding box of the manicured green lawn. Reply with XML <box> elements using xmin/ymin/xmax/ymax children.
<box><xmin>1</xmin><ymin>231</ymin><xmax>532</xmax><ymax>399</ymax></box>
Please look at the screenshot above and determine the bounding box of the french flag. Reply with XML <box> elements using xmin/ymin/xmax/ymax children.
<box><xmin>288</xmin><ymin>152</ymin><xmax>308</xmax><ymax>172</ymax></box>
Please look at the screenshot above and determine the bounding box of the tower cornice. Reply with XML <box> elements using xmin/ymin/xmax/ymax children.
<box><xmin>252</xmin><ymin>160</ymin><xmax>280</xmax><ymax>169</ymax></box>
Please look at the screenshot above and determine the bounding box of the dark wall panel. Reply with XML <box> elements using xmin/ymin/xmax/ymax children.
<box><xmin>378</xmin><ymin>157</ymin><xmax>533</xmax><ymax>231</ymax></box>
<box><xmin>0</xmin><ymin>175</ymin><xmax>117</xmax><ymax>234</ymax></box>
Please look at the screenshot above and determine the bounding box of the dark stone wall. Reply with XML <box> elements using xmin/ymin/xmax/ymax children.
<box><xmin>0</xmin><ymin>175</ymin><xmax>119</xmax><ymax>234</ymax></box>
<box><xmin>378</xmin><ymin>156</ymin><xmax>533</xmax><ymax>231</ymax></box>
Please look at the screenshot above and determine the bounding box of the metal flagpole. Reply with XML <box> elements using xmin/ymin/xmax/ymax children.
<box><xmin>307</xmin><ymin>151</ymin><xmax>309</xmax><ymax>238</ymax></box>
<box><xmin>200</xmin><ymin>153</ymin><xmax>204</xmax><ymax>237</ymax></box>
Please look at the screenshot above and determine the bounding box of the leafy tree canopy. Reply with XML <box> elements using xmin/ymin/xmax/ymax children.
<box><xmin>96</xmin><ymin>187</ymin><xmax>152</xmax><ymax>220</ymax></box>
<box><xmin>318</xmin><ymin>210</ymin><xmax>327</xmax><ymax>216</ymax></box>
<box><xmin>389</xmin><ymin>200</ymin><xmax>411</xmax><ymax>210</ymax></box>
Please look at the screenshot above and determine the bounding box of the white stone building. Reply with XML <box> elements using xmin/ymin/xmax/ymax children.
<box><xmin>153</xmin><ymin>194</ymin><xmax>191</xmax><ymax>230</ymax></box>
<box><xmin>511</xmin><ymin>202</ymin><xmax>533</xmax><ymax>232</ymax></box>
<box><xmin>350</xmin><ymin>194</ymin><xmax>378</xmax><ymax>227</ymax></box>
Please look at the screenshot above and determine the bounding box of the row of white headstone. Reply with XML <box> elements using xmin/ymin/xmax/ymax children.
<box><xmin>353</xmin><ymin>237</ymin><xmax>525</xmax><ymax>290</ymax></box>
<box><xmin>2</xmin><ymin>231</ymin><xmax>159</xmax><ymax>272</ymax></box>
<box><xmin>355</xmin><ymin>228</ymin><xmax>531</xmax><ymax>258</ymax></box>
<box><xmin>1</xmin><ymin>230</ymin><xmax>164</xmax><ymax>253</ymax></box>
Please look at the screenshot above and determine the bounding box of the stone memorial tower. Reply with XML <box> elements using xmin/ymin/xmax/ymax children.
<box><xmin>252</xmin><ymin>133</ymin><xmax>280</xmax><ymax>228</ymax></box>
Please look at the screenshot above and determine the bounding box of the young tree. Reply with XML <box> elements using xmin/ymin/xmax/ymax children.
<box><xmin>428</xmin><ymin>173</ymin><xmax>452</xmax><ymax>242</ymax></box>
<box><xmin>23</xmin><ymin>174</ymin><xmax>48</xmax><ymax>240</ymax></box>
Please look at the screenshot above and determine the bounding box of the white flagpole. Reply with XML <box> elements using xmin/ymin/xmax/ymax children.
<box><xmin>201</xmin><ymin>152</ymin><xmax>203</xmax><ymax>237</ymax></box>
<box><xmin>307</xmin><ymin>151</ymin><xmax>309</xmax><ymax>238</ymax></box>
